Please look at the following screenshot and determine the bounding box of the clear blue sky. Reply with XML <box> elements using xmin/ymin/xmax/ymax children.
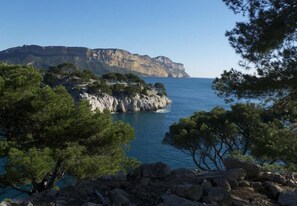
<box><xmin>0</xmin><ymin>0</ymin><xmax>245</xmax><ymax>77</ymax></box>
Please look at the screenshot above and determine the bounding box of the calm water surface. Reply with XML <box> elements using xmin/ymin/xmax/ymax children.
<box><xmin>113</xmin><ymin>77</ymin><xmax>228</xmax><ymax>169</ymax></box>
<box><xmin>0</xmin><ymin>77</ymin><xmax>228</xmax><ymax>199</ymax></box>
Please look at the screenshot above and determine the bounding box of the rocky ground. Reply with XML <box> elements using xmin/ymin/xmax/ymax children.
<box><xmin>2</xmin><ymin>158</ymin><xmax>297</xmax><ymax>206</ymax></box>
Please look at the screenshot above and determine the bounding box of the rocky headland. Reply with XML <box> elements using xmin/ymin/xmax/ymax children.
<box><xmin>43</xmin><ymin>64</ymin><xmax>171</xmax><ymax>113</ymax></box>
<box><xmin>0</xmin><ymin>45</ymin><xmax>189</xmax><ymax>78</ymax></box>
<box><xmin>3</xmin><ymin>158</ymin><xmax>297</xmax><ymax>206</ymax></box>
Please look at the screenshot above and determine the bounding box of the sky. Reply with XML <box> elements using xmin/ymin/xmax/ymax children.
<box><xmin>0</xmin><ymin>0</ymin><xmax>246</xmax><ymax>78</ymax></box>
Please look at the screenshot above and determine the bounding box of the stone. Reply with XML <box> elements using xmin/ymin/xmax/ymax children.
<box><xmin>94</xmin><ymin>189</ymin><xmax>109</xmax><ymax>205</ymax></box>
<box><xmin>140</xmin><ymin>177</ymin><xmax>150</xmax><ymax>186</ymax></box>
<box><xmin>0</xmin><ymin>201</ymin><xmax>12</xmax><ymax>206</ymax></box>
<box><xmin>287</xmin><ymin>179</ymin><xmax>297</xmax><ymax>187</ymax></box>
<box><xmin>239</xmin><ymin>180</ymin><xmax>250</xmax><ymax>187</ymax></box>
<box><xmin>22</xmin><ymin>201</ymin><xmax>33</xmax><ymax>206</ymax></box>
<box><xmin>226</xmin><ymin>168</ymin><xmax>246</xmax><ymax>180</ymax></box>
<box><xmin>262</xmin><ymin>172</ymin><xmax>287</xmax><ymax>185</ymax></box>
<box><xmin>205</xmin><ymin>187</ymin><xmax>231</xmax><ymax>205</ymax></box>
<box><xmin>278</xmin><ymin>189</ymin><xmax>297</xmax><ymax>206</ymax></box>
<box><xmin>223</xmin><ymin>157</ymin><xmax>262</xmax><ymax>179</ymax></box>
<box><xmin>173</xmin><ymin>184</ymin><xmax>203</xmax><ymax>201</ymax></box>
<box><xmin>81</xmin><ymin>203</ymin><xmax>102</xmax><ymax>206</ymax></box>
<box><xmin>109</xmin><ymin>188</ymin><xmax>131</xmax><ymax>205</ymax></box>
<box><xmin>141</xmin><ymin>162</ymin><xmax>171</xmax><ymax>179</ymax></box>
<box><xmin>273</xmin><ymin>174</ymin><xmax>287</xmax><ymax>185</ymax></box>
<box><xmin>113</xmin><ymin>171</ymin><xmax>127</xmax><ymax>182</ymax></box>
<box><xmin>212</xmin><ymin>178</ymin><xmax>231</xmax><ymax>191</ymax></box>
<box><xmin>170</xmin><ymin>168</ymin><xmax>197</xmax><ymax>179</ymax></box>
<box><xmin>46</xmin><ymin>190</ymin><xmax>58</xmax><ymax>198</ymax></box>
<box><xmin>161</xmin><ymin>194</ymin><xmax>201</xmax><ymax>206</ymax></box>
<box><xmin>231</xmin><ymin>195</ymin><xmax>250</xmax><ymax>206</ymax></box>
<box><xmin>263</xmin><ymin>181</ymin><xmax>283</xmax><ymax>199</ymax></box>
<box><xmin>99</xmin><ymin>175</ymin><xmax>113</xmax><ymax>181</ymax></box>
<box><xmin>226</xmin><ymin>178</ymin><xmax>239</xmax><ymax>190</ymax></box>
<box><xmin>251</xmin><ymin>182</ymin><xmax>262</xmax><ymax>191</ymax></box>
<box><xmin>201</xmin><ymin>179</ymin><xmax>213</xmax><ymax>194</ymax></box>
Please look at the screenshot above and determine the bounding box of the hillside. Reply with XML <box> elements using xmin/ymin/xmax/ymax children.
<box><xmin>0</xmin><ymin>45</ymin><xmax>190</xmax><ymax>77</ymax></box>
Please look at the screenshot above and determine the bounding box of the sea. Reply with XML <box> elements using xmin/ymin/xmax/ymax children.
<box><xmin>0</xmin><ymin>77</ymin><xmax>228</xmax><ymax>199</ymax></box>
<box><xmin>113</xmin><ymin>77</ymin><xmax>228</xmax><ymax>169</ymax></box>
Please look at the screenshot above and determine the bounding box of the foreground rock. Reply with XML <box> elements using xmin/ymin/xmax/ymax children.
<box><xmin>2</xmin><ymin>161</ymin><xmax>297</xmax><ymax>206</ymax></box>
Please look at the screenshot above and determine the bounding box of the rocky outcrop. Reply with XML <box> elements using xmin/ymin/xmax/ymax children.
<box><xmin>81</xmin><ymin>93</ymin><xmax>171</xmax><ymax>112</ymax></box>
<box><xmin>0</xmin><ymin>45</ymin><xmax>190</xmax><ymax>77</ymax></box>
<box><xmin>4</xmin><ymin>160</ymin><xmax>297</xmax><ymax>206</ymax></box>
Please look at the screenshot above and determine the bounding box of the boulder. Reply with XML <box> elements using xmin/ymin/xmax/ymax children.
<box><xmin>287</xmin><ymin>179</ymin><xmax>297</xmax><ymax>187</ymax></box>
<box><xmin>173</xmin><ymin>184</ymin><xmax>203</xmax><ymax>201</ymax></box>
<box><xmin>251</xmin><ymin>182</ymin><xmax>262</xmax><ymax>191</ymax></box>
<box><xmin>81</xmin><ymin>203</ymin><xmax>102</xmax><ymax>206</ymax></box>
<box><xmin>278</xmin><ymin>189</ymin><xmax>297</xmax><ymax>206</ymax></box>
<box><xmin>231</xmin><ymin>195</ymin><xmax>250</xmax><ymax>206</ymax></box>
<box><xmin>113</xmin><ymin>171</ymin><xmax>127</xmax><ymax>182</ymax></box>
<box><xmin>109</xmin><ymin>188</ymin><xmax>131</xmax><ymax>205</ymax></box>
<box><xmin>223</xmin><ymin>157</ymin><xmax>262</xmax><ymax>179</ymax></box>
<box><xmin>141</xmin><ymin>162</ymin><xmax>171</xmax><ymax>179</ymax></box>
<box><xmin>226</xmin><ymin>168</ymin><xmax>246</xmax><ymax>180</ymax></box>
<box><xmin>161</xmin><ymin>194</ymin><xmax>201</xmax><ymax>206</ymax></box>
<box><xmin>201</xmin><ymin>179</ymin><xmax>213</xmax><ymax>194</ymax></box>
<box><xmin>0</xmin><ymin>201</ymin><xmax>12</xmax><ymax>206</ymax></box>
<box><xmin>263</xmin><ymin>181</ymin><xmax>283</xmax><ymax>199</ymax></box>
<box><xmin>205</xmin><ymin>187</ymin><xmax>231</xmax><ymax>205</ymax></box>
<box><xmin>212</xmin><ymin>178</ymin><xmax>231</xmax><ymax>191</ymax></box>
<box><xmin>262</xmin><ymin>172</ymin><xmax>286</xmax><ymax>185</ymax></box>
<box><xmin>238</xmin><ymin>180</ymin><xmax>250</xmax><ymax>187</ymax></box>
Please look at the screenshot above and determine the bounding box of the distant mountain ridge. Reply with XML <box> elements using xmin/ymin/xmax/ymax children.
<box><xmin>0</xmin><ymin>45</ymin><xmax>190</xmax><ymax>77</ymax></box>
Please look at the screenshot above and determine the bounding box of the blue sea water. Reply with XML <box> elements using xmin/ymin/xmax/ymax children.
<box><xmin>0</xmin><ymin>77</ymin><xmax>228</xmax><ymax>199</ymax></box>
<box><xmin>113</xmin><ymin>77</ymin><xmax>228</xmax><ymax>169</ymax></box>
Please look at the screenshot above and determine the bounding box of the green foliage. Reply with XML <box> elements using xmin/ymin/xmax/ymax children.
<box><xmin>0</xmin><ymin>64</ymin><xmax>135</xmax><ymax>194</ymax></box>
<box><xmin>111</xmin><ymin>84</ymin><xmax>126</xmax><ymax>96</ymax></box>
<box><xmin>87</xmin><ymin>80</ymin><xmax>112</xmax><ymax>95</ymax></box>
<box><xmin>203</xmin><ymin>0</ymin><xmax>297</xmax><ymax>171</ymax></box>
<box><xmin>124</xmin><ymin>85</ymin><xmax>142</xmax><ymax>97</ymax></box>
<box><xmin>154</xmin><ymin>82</ymin><xmax>167</xmax><ymax>96</ymax></box>
<box><xmin>125</xmin><ymin>73</ymin><xmax>146</xmax><ymax>86</ymax></box>
<box><xmin>163</xmin><ymin>0</ymin><xmax>297</xmax><ymax>172</ymax></box>
<box><xmin>102</xmin><ymin>72</ymin><xmax>145</xmax><ymax>85</ymax></box>
<box><xmin>163</xmin><ymin>103</ymin><xmax>297</xmax><ymax>170</ymax></box>
<box><xmin>48</xmin><ymin>63</ymin><xmax>78</xmax><ymax>75</ymax></box>
<box><xmin>215</xmin><ymin>0</ymin><xmax>297</xmax><ymax>115</ymax></box>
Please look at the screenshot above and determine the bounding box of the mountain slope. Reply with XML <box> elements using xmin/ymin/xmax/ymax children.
<box><xmin>0</xmin><ymin>45</ymin><xmax>190</xmax><ymax>77</ymax></box>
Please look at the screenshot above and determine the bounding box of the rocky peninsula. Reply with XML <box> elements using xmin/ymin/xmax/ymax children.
<box><xmin>43</xmin><ymin>64</ymin><xmax>171</xmax><ymax>113</ymax></box>
<box><xmin>3</xmin><ymin>158</ymin><xmax>297</xmax><ymax>206</ymax></box>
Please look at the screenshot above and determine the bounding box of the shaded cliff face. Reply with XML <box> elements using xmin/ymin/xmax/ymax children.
<box><xmin>0</xmin><ymin>45</ymin><xmax>190</xmax><ymax>77</ymax></box>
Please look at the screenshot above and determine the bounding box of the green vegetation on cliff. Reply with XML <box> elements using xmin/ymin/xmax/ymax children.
<box><xmin>0</xmin><ymin>63</ymin><xmax>135</xmax><ymax>194</ymax></box>
<box><xmin>44</xmin><ymin>64</ymin><xmax>168</xmax><ymax>98</ymax></box>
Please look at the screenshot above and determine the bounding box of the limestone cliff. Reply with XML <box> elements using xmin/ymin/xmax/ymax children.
<box><xmin>81</xmin><ymin>93</ymin><xmax>171</xmax><ymax>113</ymax></box>
<box><xmin>0</xmin><ymin>45</ymin><xmax>190</xmax><ymax>77</ymax></box>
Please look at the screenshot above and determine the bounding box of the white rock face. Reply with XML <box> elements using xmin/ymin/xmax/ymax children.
<box><xmin>80</xmin><ymin>93</ymin><xmax>171</xmax><ymax>112</ymax></box>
